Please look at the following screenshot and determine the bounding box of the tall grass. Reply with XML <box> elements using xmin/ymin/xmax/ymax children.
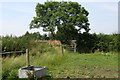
<box><xmin>2</xmin><ymin>43</ymin><xmax>68</xmax><ymax>79</ymax></box>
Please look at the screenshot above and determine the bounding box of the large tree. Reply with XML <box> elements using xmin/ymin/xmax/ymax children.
<box><xmin>30</xmin><ymin>1</ymin><xmax>90</xmax><ymax>41</ymax></box>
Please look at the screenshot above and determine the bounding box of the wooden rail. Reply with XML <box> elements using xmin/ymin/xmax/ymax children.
<box><xmin>1</xmin><ymin>50</ymin><xmax>26</xmax><ymax>56</ymax></box>
<box><xmin>1</xmin><ymin>51</ymin><xmax>26</xmax><ymax>54</ymax></box>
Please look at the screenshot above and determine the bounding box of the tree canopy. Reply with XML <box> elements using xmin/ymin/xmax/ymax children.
<box><xmin>30</xmin><ymin>1</ymin><xmax>90</xmax><ymax>40</ymax></box>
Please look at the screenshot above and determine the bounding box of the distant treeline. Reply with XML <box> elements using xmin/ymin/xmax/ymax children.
<box><xmin>1</xmin><ymin>31</ymin><xmax>120</xmax><ymax>53</ymax></box>
<box><xmin>76</xmin><ymin>33</ymin><xmax>120</xmax><ymax>53</ymax></box>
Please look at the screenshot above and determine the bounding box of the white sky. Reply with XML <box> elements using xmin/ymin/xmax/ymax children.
<box><xmin>0</xmin><ymin>0</ymin><xmax>119</xmax><ymax>37</ymax></box>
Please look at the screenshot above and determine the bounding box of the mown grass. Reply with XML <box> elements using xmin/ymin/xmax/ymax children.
<box><xmin>49</xmin><ymin>52</ymin><xmax>118</xmax><ymax>78</ymax></box>
<box><xmin>2</xmin><ymin>44</ymin><xmax>118</xmax><ymax>79</ymax></box>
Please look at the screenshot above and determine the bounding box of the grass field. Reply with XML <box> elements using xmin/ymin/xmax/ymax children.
<box><xmin>47</xmin><ymin>52</ymin><xmax>118</xmax><ymax>78</ymax></box>
<box><xmin>2</xmin><ymin>45</ymin><xmax>118</xmax><ymax>79</ymax></box>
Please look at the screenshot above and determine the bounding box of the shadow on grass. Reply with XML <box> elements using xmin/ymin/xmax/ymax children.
<box><xmin>1</xmin><ymin>75</ymin><xmax>53</xmax><ymax>80</ymax></box>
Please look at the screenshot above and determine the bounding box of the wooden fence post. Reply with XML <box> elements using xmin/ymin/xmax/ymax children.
<box><xmin>26</xmin><ymin>49</ymin><xmax>30</xmax><ymax>67</ymax></box>
<box><xmin>74</xmin><ymin>43</ymin><xmax>76</xmax><ymax>52</ymax></box>
<box><xmin>61</xmin><ymin>45</ymin><xmax>64</xmax><ymax>56</ymax></box>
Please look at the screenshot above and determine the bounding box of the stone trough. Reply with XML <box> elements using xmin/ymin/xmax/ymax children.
<box><xmin>18</xmin><ymin>66</ymin><xmax>46</xmax><ymax>78</ymax></box>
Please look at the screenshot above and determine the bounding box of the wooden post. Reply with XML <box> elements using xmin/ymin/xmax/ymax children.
<box><xmin>26</xmin><ymin>49</ymin><xmax>30</xmax><ymax>67</ymax></box>
<box><xmin>74</xmin><ymin>43</ymin><xmax>76</xmax><ymax>52</ymax></box>
<box><xmin>61</xmin><ymin>45</ymin><xmax>64</xmax><ymax>56</ymax></box>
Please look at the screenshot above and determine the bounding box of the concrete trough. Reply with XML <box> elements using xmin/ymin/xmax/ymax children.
<box><xmin>18</xmin><ymin>66</ymin><xmax>46</xmax><ymax>78</ymax></box>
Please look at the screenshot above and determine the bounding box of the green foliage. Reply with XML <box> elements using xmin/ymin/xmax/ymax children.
<box><xmin>95</xmin><ymin>33</ymin><xmax>120</xmax><ymax>53</ymax></box>
<box><xmin>55</xmin><ymin>28</ymin><xmax>78</xmax><ymax>44</ymax></box>
<box><xmin>24</xmin><ymin>31</ymin><xmax>42</xmax><ymax>40</ymax></box>
<box><xmin>77</xmin><ymin>32</ymin><xmax>98</xmax><ymax>53</ymax></box>
<box><xmin>76</xmin><ymin>33</ymin><xmax>120</xmax><ymax>53</ymax></box>
<box><xmin>30</xmin><ymin>1</ymin><xmax>90</xmax><ymax>40</ymax></box>
<box><xmin>8</xmin><ymin>70</ymin><xmax>18</xmax><ymax>78</ymax></box>
<box><xmin>2</xmin><ymin>35</ymin><xmax>36</xmax><ymax>52</ymax></box>
<box><xmin>2</xmin><ymin>32</ymin><xmax>43</xmax><ymax>52</ymax></box>
<box><xmin>2</xmin><ymin>32</ymin><xmax>119</xmax><ymax>53</ymax></box>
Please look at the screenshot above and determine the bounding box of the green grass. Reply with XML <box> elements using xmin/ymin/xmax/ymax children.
<box><xmin>49</xmin><ymin>52</ymin><xmax>118</xmax><ymax>78</ymax></box>
<box><xmin>2</xmin><ymin>45</ymin><xmax>118</xmax><ymax>79</ymax></box>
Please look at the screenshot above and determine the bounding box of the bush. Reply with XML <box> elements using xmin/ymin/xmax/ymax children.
<box><xmin>96</xmin><ymin>33</ymin><xmax>120</xmax><ymax>53</ymax></box>
<box><xmin>77</xmin><ymin>32</ymin><xmax>98</xmax><ymax>53</ymax></box>
<box><xmin>2</xmin><ymin>35</ymin><xmax>37</xmax><ymax>52</ymax></box>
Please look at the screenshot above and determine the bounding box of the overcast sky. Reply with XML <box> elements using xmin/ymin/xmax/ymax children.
<box><xmin>0</xmin><ymin>0</ymin><xmax>119</xmax><ymax>37</ymax></box>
